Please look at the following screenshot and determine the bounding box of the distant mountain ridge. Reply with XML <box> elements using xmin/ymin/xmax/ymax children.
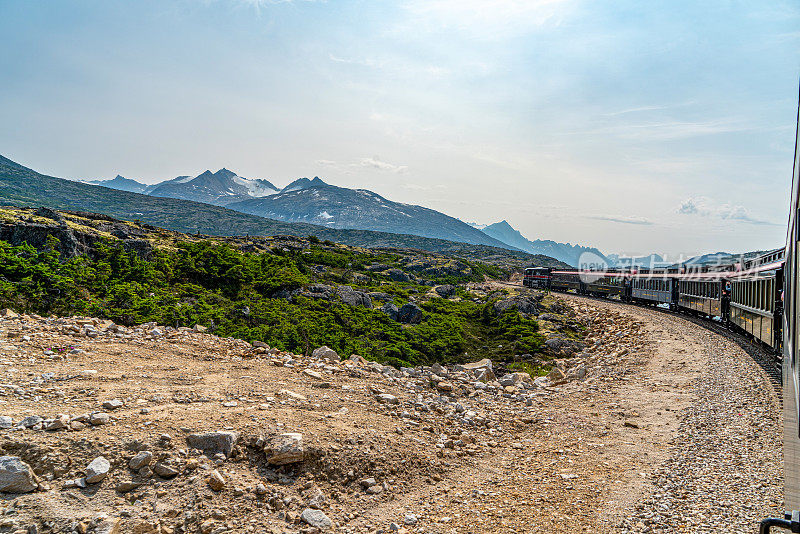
<box><xmin>87</xmin><ymin>168</ymin><xmax>514</xmax><ymax>249</ymax></box>
<box><xmin>477</xmin><ymin>220</ymin><xmax>608</xmax><ymax>267</ymax></box>
<box><xmin>87</xmin><ymin>170</ymin><xmax>326</xmax><ymax>206</ymax></box>
<box><xmin>0</xmin><ymin>154</ymin><xmax>571</xmax><ymax>266</ymax></box>
<box><xmin>86</xmin><ymin>175</ymin><xmax>148</xmax><ymax>193</ymax></box>
<box><xmin>228</xmin><ymin>183</ymin><xmax>513</xmax><ymax>248</ymax></box>
<box><xmin>146</xmin><ymin>168</ymin><xmax>280</xmax><ymax>206</ymax></box>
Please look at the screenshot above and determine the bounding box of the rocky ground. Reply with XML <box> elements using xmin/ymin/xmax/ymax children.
<box><xmin>0</xmin><ymin>291</ymin><xmax>783</xmax><ymax>534</ymax></box>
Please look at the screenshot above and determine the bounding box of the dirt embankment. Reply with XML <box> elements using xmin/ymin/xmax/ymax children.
<box><xmin>0</xmin><ymin>293</ymin><xmax>782</xmax><ymax>534</ymax></box>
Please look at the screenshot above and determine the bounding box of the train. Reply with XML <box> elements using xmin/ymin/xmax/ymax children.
<box><xmin>522</xmin><ymin>86</ymin><xmax>799</xmax><ymax>533</ymax></box>
<box><xmin>523</xmin><ymin>251</ymin><xmax>784</xmax><ymax>355</ymax></box>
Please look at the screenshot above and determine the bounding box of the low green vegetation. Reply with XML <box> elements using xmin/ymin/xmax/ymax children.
<box><xmin>507</xmin><ymin>361</ymin><xmax>550</xmax><ymax>378</ymax></box>
<box><xmin>0</xmin><ymin>234</ymin><xmax>551</xmax><ymax>367</ymax></box>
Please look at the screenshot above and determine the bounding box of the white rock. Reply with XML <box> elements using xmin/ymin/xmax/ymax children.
<box><xmin>303</xmin><ymin>369</ymin><xmax>323</xmax><ymax>380</ymax></box>
<box><xmin>266</xmin><ymin>433</ymin><xmax>304</xmax><ymax>465</ymax></box>
<box><xmin>300</xmin><ymin>508</ymin><xmax>333</xmax><ymax>530</ymax></box>
<box><xmin>375</xmin><ymin>394</ymin><xmax>399</xmax><ymax>405</ymax></box>
<box><xmin>102</xmin><ymin>399</ymin><xmax>124</xmax><ymax>411</ymax></box>
<box><xmin>85</xmin><ymin>456</ymin><xmax>110</xmax><ymax>483</ymax></box>
<box><xmin>312</xmin><ymin>346</ymin><xmax>340</xmax><ymax>362</ymax></box>
<box><xmin>89</xmin><ymin>412</ymin><xmax>110</xmax><ymax>425</ymax></box>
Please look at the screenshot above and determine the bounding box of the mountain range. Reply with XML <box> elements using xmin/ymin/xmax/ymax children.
<box><xmin>79</xmin><ymin>169</ymin><xmax>513</xmax><ymax>248</ymax></box>
<box><xmin>80</xmin><ymin>167</ymin><xmax>617</xmax><ymax>264</ymax></box>
<box><xmin>86</xmin><ymin>175</ymin><xmax>149</xmax><ymax>193</ymax></box>
<box><xmin>476</xmin><ymin>220</ymin><xmax>608</xmax><ymax>267</ymax></box>
<box><xmin>0</xmin><ymin>154</ymin><xmax>572</xmax><ymax>267</ymax></box>
<box><xmin>228</xmin><ymin>182</ymin><xmax>502</xmax><ymax>246</ymax></box>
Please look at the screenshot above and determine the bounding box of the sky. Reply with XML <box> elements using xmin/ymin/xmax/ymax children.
<box><xmin>0</xmin><ymin>0</ymin><xmax>798</xmax><ymax>258</ymax></box>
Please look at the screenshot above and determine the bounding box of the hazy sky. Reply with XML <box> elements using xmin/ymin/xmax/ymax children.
<box><xmin>1</xmin><ymin>0</ymin><xmax>798</xmax><ymax>258</ymax></box>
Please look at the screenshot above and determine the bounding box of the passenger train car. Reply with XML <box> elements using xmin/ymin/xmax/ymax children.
<box><xmin>537</xmin><ymin>253</ymin><xmax>785</xmax><ymax>354</ymax></box>
<box><xmin>764</xmin><ymin>90</ymin><xmax>800</xmax><ymax>532</ymax></box>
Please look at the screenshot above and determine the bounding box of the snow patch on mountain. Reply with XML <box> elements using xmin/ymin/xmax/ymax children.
<box><xmin>231</xmin><ymin>175</ymin><xmax>280</xmax><ymax>197</ymax></box>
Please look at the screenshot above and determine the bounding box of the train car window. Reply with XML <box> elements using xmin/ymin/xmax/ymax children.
<box><xmin>769</xmin><ymin>279</ymin><xmax>774</xmax><ymax>312</ymax></box>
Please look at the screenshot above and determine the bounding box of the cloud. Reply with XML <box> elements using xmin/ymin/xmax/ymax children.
<box><xmin>402</xmin><ymin>0</ymin><xmax>574</xmax><ymax>37</ymax></box>
<box><xmin>676</xmin><ymin>197</ymin><xmax>780</xmax><ymax>226</ymax></box>
<box><xmin>402</xmin><ymin>183</ymin><xmax>446</xmax><ymax>191</ymax></box>
<box><xmin>328</xmin><ymin>54</ymin><xmax>384</xmax><ymax>69</ymax></box>
<box><xmin>719</xmin><ymin>205</ymin><xmax>780</xmax><ymax>226</ymax></box>
<box><xmin>316</xmin><ymin>157</ymin><xmax>408</xmax><ymax>174</ymax></box>
<box><xmin>358</xmin><ymin>157</ymin><xmax>408</xmax><ymax>173</ymax></box>
<box><xmin>677</xmin><ymin>198</ymin><xmax>702</xmax><ymax>215</ymax></box>
<box><xmin>586</xmin><ymin>215</ymin><xmax>653</xmax><ymax>226</ymax></box>
<box><xmin>567</xmin><ymin>119</ymin><xmax>749</xmax><ymax>142</ymax></box>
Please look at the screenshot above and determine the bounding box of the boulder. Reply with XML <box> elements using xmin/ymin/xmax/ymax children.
<box><xmin>380</xmin><ymin>302</ymin><xmax>399</xmax><ymax>321</ymax></box>
<box><xmin>0</xmin><ymin>416</ymin><xmax>12</xmax><ymax>429</ymax></box>
<box><xmin>45</xmin><ymin>414</ymin><xmax>69</xmax><ymax>431</ymax></box>
<box><xmin>385</xmin><ymin>268</ymin><xmax>410</xmax><ymax>283</ymax></box>
<box><xmin>434</xmin><ymin>285</ymin><xmax>456</xmax><ymax>298</ymax></box>
<box><xmin>89</xmin><ymin>412</ymin><xmax>110</xmax><ymax>425</ymax></box>
<box><xmin>153</xmin><ymin>461</ymin><xmax>179</xmax><ymax>479</ymax></box>
<box><xmin>375</xmin><ymin>394</ymin><xmax>399</xmax><ymax>405</ymax></box>
<box><xmin>186</xmin><ymin>431</ymin><xmax>239</xmax><ymax>458</ymax></box>
<box><xmin>0</xmin><ymin>309</ymin><xmax>18</xmax><ymax>319</ymax></box>
<box><xmin>19</xmin><ymin>416</ymin><xmax>42</xmax><ymax>428</ymax></box>
<box><xmin>301</xmin><ymin>284</ymin><xmax>336</xmax><ymax>301</ymax></box>
<box><xmin>301</xmin><ymin>508</ymin><xmax>333</xmax><ymax>530</ymax></box>
<box><xmin>207</xmin><ymin>470</ymin><xmax>226</xmax><ymax>491</ymax></box>
<box><xmin>94</xmin><ymin>518</ymin><xmax>121</xmax><ymax>534</ymax></box>
<box><xmin>0</xmin><ymin>456</ymin><xmax>38</xmax><ymax>493</ymax></box>
<box><xmin>193</xmin><ymin>324</ymin><xmax>207</xmax><ymax>333</ymax></box>
<box><xmin>128</xmin><ymin>451</ymin><xmax>153</xmax><ymax>470</ymax></box>
<box><xmin>499</xmin><ymin>372</ymin><xmax>532</xmax><ymax>387</ymax></box>
<box><xmin>85</xmin><ymin>456</ymin><xmax>110</xmax><ymax>484</ymax></box>
<box><xmin>492</xmin><ymin>295</ymin><xmax>540</xmax><ymax>316</ymax></box>
<box><xmin>547</xmin><ymin>367</ymin><xmax>566</xmax><ymax>382</ymax></box>
<box><xmin>102</xmin><ymin>399</ymin><xmax>124</xmax><ymax>411</ymax></box>
<box><xmin>266</xmin><ymin>433</ymin><xmax>304</xmax><ymax>465</ymax></box>
<box><xmin>312</xmin><ymin>346</ymin><xmax>340</xmax><ymax>362</ymax></box>
<box><xmin>458</xmin><ymin>358</ymin><xmax>496</xmax><ymax>383</ymax></box>
<box><xmin>544</xmin><ymin>337</ymin><xmax>585</xmax><ymax>356</ymax></box>
<box><xmin>336</xmin><ymin>286</ymin><xmax>372</xmax><ymax>308</ymax></box>
<box><xmin>397</xmin><ymin>303</ymin><xmax>423</xmax><ymax>324</ymax></box>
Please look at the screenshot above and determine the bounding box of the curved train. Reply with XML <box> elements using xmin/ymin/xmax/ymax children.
<box><xmin>524</xmin><ymin>88</ymin><xmax>799</xmax><ymax>532</ymax></box>
<box><xmin>523</xmin><ymin>250</ymin><xmax>785</xmax><ymax>356</ymax></box>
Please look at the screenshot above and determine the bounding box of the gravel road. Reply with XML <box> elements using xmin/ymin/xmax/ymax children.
<box><xmin>561</xmin><ymin>295</ymin><xmax>784</xmax><ymax>534</ymax></box>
